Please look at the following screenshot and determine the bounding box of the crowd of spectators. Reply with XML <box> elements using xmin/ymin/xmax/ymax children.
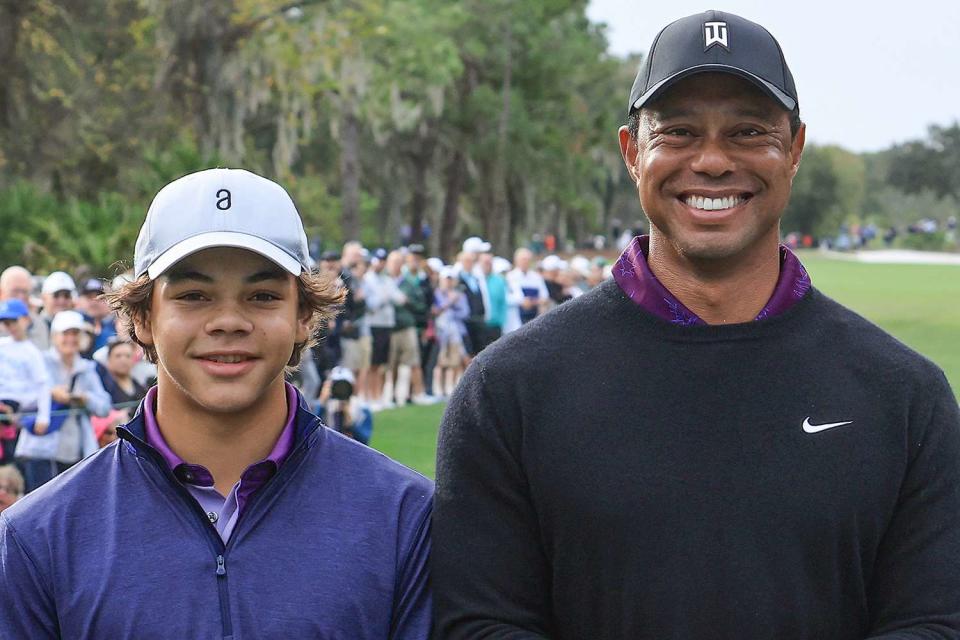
<box><xmin>0</xmin><ymin>238</ymin><xmax>612</xmax><ymax>509</ymax></box>
<box><xmin>304</xmin><ymin>237</ymin><xmax>613</xmax><ymax>423</ymax></box>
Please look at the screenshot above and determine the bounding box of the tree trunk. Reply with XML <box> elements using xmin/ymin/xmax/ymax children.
<box><xmin>340</xmin><ymin>108</ymin><xmax>361</xmax><ymax>242</ymax></box>
<box><xmin>439</xmin><ymin>149</ymin><xmax>466</xmax><ymax>262</ymax></box>
<box><xmin>408</xmin><ymin>130</ymin><xmax>438</xmax><ymax>244</ymax></box>
<box><xmin>0</xmin><ymin>1</ymin><xmax>34</xmax><ymax>133</ymax></box>
<box><xmin>488</xmin><ymin>18</ymin><xmax>513</xmax><ymax>253</ymax></box>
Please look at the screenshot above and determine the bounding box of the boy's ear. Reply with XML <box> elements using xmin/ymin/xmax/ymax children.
<box><xmin>132</xmin><ymin>312</ymin><xmax>155</xmax><ymax>351</ymax></box>
<box><xmin>295</xmin><ymin>304</ymin><xmax>312</xmax><ymax>345</ymax></box>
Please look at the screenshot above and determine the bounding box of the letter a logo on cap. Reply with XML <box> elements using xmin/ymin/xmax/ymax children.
<box><xmin>704</xmin><ymin>21</ymin><xmax>729</xmax><ymax>51</ymax></box>
<box><xmin>216</xmin><ymin>189</ymin><xmax>232</xmax><ymax>210</ymax></box>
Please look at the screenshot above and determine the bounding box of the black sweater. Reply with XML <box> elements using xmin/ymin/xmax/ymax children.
<box><xmin>434</xmin><ymin>279</ymin><xmax>960</xmax><ymax>639</ymax></box>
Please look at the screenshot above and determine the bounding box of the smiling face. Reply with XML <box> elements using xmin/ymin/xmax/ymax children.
<box><xmin>53</xmin><ymin>328</ymin><xmax>81</xmax><ymax>359</ymax></box>
<box><xmin>619</xmin><ymin>73</ymin><xmax>804</xmax><ymax>264</ymax></box>
<box><xmin>107</xmin><ymin>342</ymin><xmax>135</xmax><ymax>378</ymax></box>
<box><xmin>134</xmin><ymin>247</ymin><xmax>309</xmax><ymax>416</ymax></box>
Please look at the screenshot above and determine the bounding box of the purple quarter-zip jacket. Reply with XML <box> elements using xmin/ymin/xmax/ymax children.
<box><xmin>0</xmin><ymin>388</ymin><xmax>433</xmax><ymax>639</ymax></box>
<box><xmin>144</xmin><ymin>383</ymin><xmax>299</xmax><ymax>543</ymax></box>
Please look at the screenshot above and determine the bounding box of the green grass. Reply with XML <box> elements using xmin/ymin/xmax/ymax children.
<box><xmin>799</xmin><ymin>254</ymin><xmax>960</xmax><ymax>396</ymax></box>
<box><xmin>369</xmin><ymin>255</ymin><xmax>960</xmax><ymax>477</ymax></box>
<box><xmin>369</xmin><ymin>403</ymin><xmax>445</xmax><ymax>478</ymax></box>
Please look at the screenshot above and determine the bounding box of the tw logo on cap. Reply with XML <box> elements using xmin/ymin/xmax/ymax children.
<box><xmin>704</xmin><ymin>21</ymin><xmax>729</xmax><ymax>51</ymax></box>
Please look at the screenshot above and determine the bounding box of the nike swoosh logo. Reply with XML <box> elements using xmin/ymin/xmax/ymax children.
<box><xmin>802</xmin><ymin>417</ymin><xmax>853</xmax><ymax>434</ymax></box>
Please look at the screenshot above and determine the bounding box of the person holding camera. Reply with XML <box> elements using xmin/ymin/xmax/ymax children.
<box><xmin>14</xmin><ymin>310</ymin><xmax>111</xmax><ymax>492</ymax></box>
<box><xmin>318</xmin><ymin>366</ymin><xmax>373</xmax><ymax>444</ymax></box>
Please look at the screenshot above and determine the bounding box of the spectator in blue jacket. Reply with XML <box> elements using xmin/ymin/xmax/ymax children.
<box><xmin>0</xmin><ymin>168</ymin><xmax>433</xmax><ymax>639</ymax></box>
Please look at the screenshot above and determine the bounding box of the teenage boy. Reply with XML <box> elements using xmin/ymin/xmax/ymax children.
<box><xmin>0</xmin><ymin>168</ymin><xmax>433</xmax><ymax>638</ymax></box>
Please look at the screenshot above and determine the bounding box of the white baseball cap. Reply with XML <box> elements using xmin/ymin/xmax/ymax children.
<box><xmin>540</xmin><ymin>255</ymin><xmax>562</xmax><ymax>271</ymax></box>
<box><xmin>462</xmin><ymin>236</ymin><xmax>492</xmax><ymax>254</ymax></box>
<box><xmin>51</xmin><ymin>310</ymin><xmax>88</xmax><ymax>334</ymax></box>
<box><xmin>329</xmin><ymin>366</ymin><xmax>356</xmax><ymax>385</ymax></box>
<box><xmin>492</xmin><ymin>256</ymin><xmax>512</xmax><ymax>274</ymax></box>
<box><xmin>134</xmin><ymin>168</ymin><xmax>312</xmax><ymax>279</ymax></box>
<box><xmin>439</xmin><ymin>266</ymin><xmax>458</xmax><ymax>280</ymax></box>
<box><xmin>42</xmin><ymin>271</ymin><xmax>77</xmax><ymax>296</ymax></box>
<box><xmin>426</xmin><ymin>257</ymin><xmax>445</xmax><ymax>273</ymax></box>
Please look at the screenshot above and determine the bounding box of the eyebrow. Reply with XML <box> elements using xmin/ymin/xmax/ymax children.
<box><xmin>164</xmin><ymin>267</ymin><xmax>288</xmax><ymax>285</ymax></box>
<box><xmin>651</xmin><ymin>105</ymin><xmax>779</xmax><ymax>121</ymax></box>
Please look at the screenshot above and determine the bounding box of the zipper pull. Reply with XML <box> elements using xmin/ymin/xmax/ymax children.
<box><xmin>216</xmin><ymin>555</ymin><xmax>226</xmax><ymax>576</ymax></box>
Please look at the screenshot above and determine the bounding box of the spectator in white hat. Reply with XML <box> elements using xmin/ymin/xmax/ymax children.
<box><xmin>34</xmin><ymin>271</ymin><xmax>77</xmax><ymax>351</ymax></box>
<box><xmin>14</xmin><ymin>310</ymin><xmax>111</xmax><ymax>493</ymax></box>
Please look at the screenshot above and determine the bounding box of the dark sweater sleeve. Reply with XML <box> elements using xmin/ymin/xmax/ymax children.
<box><xmin>0</xmin><ymin>515</ymin><xmax>59</xmax><ymax>638</ymax></box>
<box><xmin>866</xmin><ymin>373</ymin><xmax>960</xmax><ymax>638</ymax></box>
<box><xmin>433</xmin><ymin>360</ymin><xmax>553</xmax><ymax>639</ymax></box>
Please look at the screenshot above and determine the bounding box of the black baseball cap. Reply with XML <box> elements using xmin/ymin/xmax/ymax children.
<box><xmin>320</xmin><ymin>250</ymin><xmax>341</xmax><ymax>262</ymax></box>
<box><xmin>80</xmin><ymin>278</ymin><xmax>105</xmax><ymax>295</ymax></box>
<box><xmin>628</xmin><ymin>10</ymin><xmax>798</xmax><ymax>115</ymax></box>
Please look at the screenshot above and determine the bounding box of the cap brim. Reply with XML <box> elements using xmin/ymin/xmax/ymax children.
<box><xmin>146</xmin><ymin>232</ymin><xmax>304</xmax><ymax>279</ymax></box>
<box><xmin>631</xmin><ymin>64</ymin><xmax>796</xmax><ymax>113</ymax></box>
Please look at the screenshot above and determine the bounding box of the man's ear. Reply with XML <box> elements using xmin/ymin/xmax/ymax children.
<box><xmin>618</xmin><ymin>126</ymin><xmax>640</xmax><ymax>183</ymax></box>
<box><xmin>789</xmin><ymin>123</ymin><xmax>806</xmax><ymax>179</ymax></box>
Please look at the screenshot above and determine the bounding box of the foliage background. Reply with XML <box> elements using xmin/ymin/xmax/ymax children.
<box><xmin>1</xmin><ymin>0</ymin><xmax>957</xmax><ymax>276</ymax></box>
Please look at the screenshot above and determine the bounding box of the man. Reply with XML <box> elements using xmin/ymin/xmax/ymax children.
<box><xmin>364</xmin><ymin>248</ymin><xmax>406</xmax><ymax>409</ymax></box>
<box><xmin>74</xmin><ymin>278</ymin><xmax>117</xmax><ymax>355</ymax></box>
<box><xmin>340</xmin><ymin>252</ymin><xmax>375</xmax><ymax>401</ymax></box>
<box><xmin>433</xmin><ymin>11</ymin><xmax>960</xmax><ymax>639</ymax></box>
<box><xmin>385</xmin><ymin>250</ymin><xmax>432</xmax><ymax>406</ymax></box>
<box><xmin>503</xmin><ymin>247</ymin><xmax>548</xmax><ymax>333</ymax></box>
<box><xmin>456</xmin><ymin>237</ymin><xmax>489</xmax><ymax>358</ymax></box>
<box><xmin>33</xmin><ymin>270</ymin><xmax>77</xmax><ymax>350</ymax></box>
<box><xmin>0</xmin><ymin>265</ymin><xmax>45</xmax><ymax>347</ymax></box>
<box><xmin>474</xmin><ymin>252</ymin><xmax>507</xmax><ymax>349</ymax></box>
<box><xmin>0</xmin><ymin>168</ymin><xmax>432</xmax><ymax>638</ymax></box>
<box><xmin>405</xmin><ymin>245</ymin><xmax>435</xmax><ymax>392</ymax></box>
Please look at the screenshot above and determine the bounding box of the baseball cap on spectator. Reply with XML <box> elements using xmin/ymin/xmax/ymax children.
<box><xmin>320</xmin><ymin>251</ymin><xmax>341</xmax><ymax>262</ymax></box>
<box><xmin>492</xmin><ymin>257</ymin><xmax>512</xmax><ymax>274</ymax></box>
<box><xmin>426</xmin><ymin>257</ymin><xmax>445</xmax><ymax>273</ymax></box>
<box><xmin>42</xmin><ymin>271</ymin><xmax>77</xmax><ymax>296</ymax></box>
<box><xmin>80</xmin><ymin>278</ymin><xmax>106</xmax><ymax>296</ymax></box>
<box><xmin>540</xmin><ymin>255</ymin><xmax>563</xmax><ymax>272</ymax></box>
<box><xmin>0</xmin><ymin>299</ymin><xmax>30</xmax><ymax>321</ymax></box>
<box><xmin>462</xmin><ymin>237</ymin><xmax>492</xmax><ymax>254</ymax></box>
<box><xmin>372</xmin><ymin>248</ymin><xmax>388</xmax><ymax>261</ymax></box>
<box><xmin>51</xmin><ymin>310</ymin><xmax>89</xmax><ymax>334</ymax></box>
<box><xmin>569</xmin><ymin>256</ymin><xmax>591</xmax><ymax>277</ymax></box>
<box><xmin>627</xmin><ymin>10</ymin><xmax>798</xmax><ymax>115</ymax></box>
<box><xmin>329</xmin><ymin>365</ymin><xmax>356</xmax><ymax>386</ymax></box>
<box><xmin>439</xmin><ymin>266</ymin><xmax>458</xmax><ymax>280</ymax></box>
<box><xmin>407</xmin><ymin>244</ymin><xmax>426</xmax><ymax>256</ymax></box>
<box><xmin>134</xmin><ymin>168</ymin><xmax>312</xmax><ymax>280</ymax></box>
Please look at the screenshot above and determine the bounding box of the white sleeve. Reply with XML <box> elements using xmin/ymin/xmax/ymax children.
<box><xmin>30</xmin><ymin>351</ymin><xmax>51</xmax><ymax>425</ymax></box>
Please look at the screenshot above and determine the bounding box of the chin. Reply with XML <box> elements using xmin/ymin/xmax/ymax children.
<box><xmin>191</xmin><ymin>386</ymin><xmax>265</xmax><ymax>414</ymax></box>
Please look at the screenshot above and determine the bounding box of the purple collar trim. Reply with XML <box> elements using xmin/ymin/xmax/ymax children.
<box><xmin>612</xmin><ymin>235</ymin><xmax>811</xmax><ymax>325</ymax></box>
<box><xmin>144</xmin><ymin>382</ymin><xmax>298</xmax><ymax>488</ymax></box>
